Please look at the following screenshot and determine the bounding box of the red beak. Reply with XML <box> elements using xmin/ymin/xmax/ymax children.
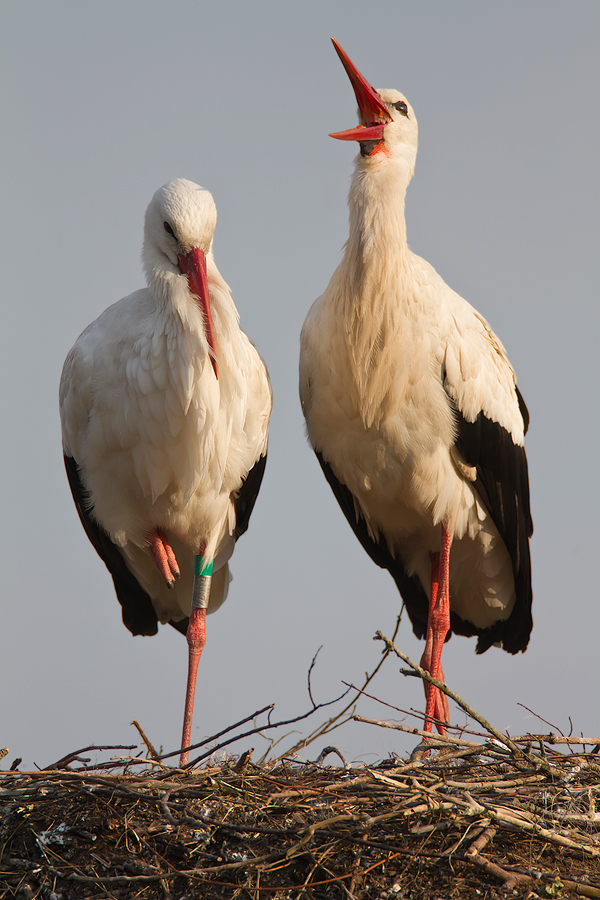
<box><xmin>329</xmin><ymin>39</ymin><xmax>392</xmax><ymax>143</ymax></box>
<box><xmin>178</xmin><ymin>247</ymin><xmax>218</xmax><ymax>379</ymax></box>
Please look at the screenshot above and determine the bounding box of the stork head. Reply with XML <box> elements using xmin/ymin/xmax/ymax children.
<box><xmin>329</xmin><ymin>39</ymin><xmax>418</xmax><ymax>179</ymax></box>
<box><xmin>143</xmin><ymin>178</ymin><xmax>218</xmax><ymax>377</ymax></box>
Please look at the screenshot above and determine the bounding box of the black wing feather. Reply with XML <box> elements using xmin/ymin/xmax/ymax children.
<box><xmin>314</xmin><ymin>450</ymin><xmax>431</xmax><ymax>639</ymax></box>
<box><xmin>233</xmin><ymin>451</ymin><xmax>268</xmax><ymax>541</ymax></box>
<box><xmin>449</xmin><ymin>388</ymin><xmax>533</xmax><ymax>654</ymax></box>
<box><xmin>64</xmin><ymin>454</ymin><xmax>159</xmax><ymax>637</ymax></box>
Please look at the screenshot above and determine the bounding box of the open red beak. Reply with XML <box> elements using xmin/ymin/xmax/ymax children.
<box><xmin>329</xmin><ymin>39</ymin><xmax>392</xmax><ymax>143</ymax></box>
<box><xmin>178</xmin><ymin>247</ymin><xmax>218</xmax><ymax>379</ymax></box>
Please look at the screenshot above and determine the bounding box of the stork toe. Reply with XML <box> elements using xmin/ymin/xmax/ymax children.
<box><xmin>148</xmin><ymin>529</ymin><xmax>180</xmax><ymax>587</ymax></box>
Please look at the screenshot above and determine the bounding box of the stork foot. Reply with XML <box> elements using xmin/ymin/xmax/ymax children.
<box><xmin>179</xmin><ymin>607</ymin><xmax>207</xmax><ymax>767</ymax></box>
<box><xmin>147</xmin><ymin>529</ymin><xmax>180</xmax><ymax>587</ymax></box>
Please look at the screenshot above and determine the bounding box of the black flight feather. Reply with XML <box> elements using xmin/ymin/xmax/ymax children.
<box><xmin>233</xmin><ymin>452</ymin><xmax>268</xmax><ymax>540</ymax></box>
<box><xmin>64</xmin><ymin>454</ymin><xmax>159</xmax><ymax>637</ymax></box>
<box><xmin>447</xmin><ymin>387</ymin><xmax>533</xmax><ymax>654</ymax></box>
<box><xmin>314</xmin><ymin>450</ymin><xmax>432</xmax><ymax>639</ymax></box>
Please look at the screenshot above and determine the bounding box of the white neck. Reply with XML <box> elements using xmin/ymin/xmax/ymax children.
<box><xmin>327</xmin><ymin>157</ymin><xmax>414</xmax><ymax>422</ymax></box>
<box><xmin>345</xmin><ymin>158</ymin><xmax>409</xmax><ymax>277</ymax></box>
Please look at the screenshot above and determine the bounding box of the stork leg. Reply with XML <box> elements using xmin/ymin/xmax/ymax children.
<box><xmin>147</xmin><ymin>529</ymin><xmax>180</xmax><ymax>587</ymax></box>
<box><xmin>420</xmin><ymin>525</ymin><xmax>452</xmax><ymax>735</ymax></box>
<box><xmin>179</xmin><ymin>607</ymin><xmax>206</xmax><ymax>767</ymax></box>
<box><xmin>179</xmin><ymin>554</ymin><xmax>213</xmax><ymax>767</ymax></box>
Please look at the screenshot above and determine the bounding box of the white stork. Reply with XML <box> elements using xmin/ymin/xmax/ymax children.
<box><xmin>60</xmin><ymin>179</ymin><xmax>272</xmax><ymax>765</ymax></box>
<box><xmin>299</xmin><ymin>41</ymin><xmax>532</xmax><ymax>734</ymax></box>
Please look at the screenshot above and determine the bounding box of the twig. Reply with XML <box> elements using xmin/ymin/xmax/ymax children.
<box><xmin>314</xmin><ymin>746</ymin><xmax>349</xmax><ymax>768</ymax></box>
<box><xmin>343</xmin><ymin>680</ymin><xmax>499</xmax><ymax>743</ymax></box>
<box><xmin>158</xmin><ymin>703</ymin><xmax>275</xmax><ymax>762</ymax></box>
<box><xmin>354</xmin><ymin>715</ymin><xmax>482</xmax><ymax>748</ymax></box>
<box><xmin>283</xmin><ymin>610</ymin><xmax>404</xmax><ymax>758</ymax></box>
<box><xmin>41</xmin><ymin>745</ymin><xmax>138</xmax><ymax>770</ymax></box>
<box><xmin>131</xmin><ymin>720</ymin><xmax>159</xmax><ymax>758</ymax></box>
<box><xmin>373</xmin><ymin>632</ymin><xmax>562</xmax><ymax>777</ymax></box>
<box><xmin>184</xmin><ymin>688</ymin><xmax>351</xmax><ymax>768</ymax></box>
<box><xmin>307</xmin><ymin>646</ymin><xmax>323</xmax><ymax>708</ymax></box>
<box><xmin>466</xmin><ymin>855</ymin><xmax>600</xmax><ymax>898</ymax></box>
<box><xmin>522</xmin><ymin>734</ymin><xmax>600</xmax><ymax>747</ymax></box>
<box><xmin>465</xmin><ymin>823</ymin><xmax>497</xmax><ymax>856</ymax></box>
<box><xmin>374</xmin><ymin>632</ymin><xmax>519</xmax><ymax>751</ymax></box>
<box><xmin>516</xmin><ymin>703</ymin><xmax>566</xmax><ymax>736</ymax></box>
<box><xmin>233</xmin><ymin>748</ymin><xmax>254</xmax><ymax>772</ymax></box>
<box><xmin>466</xmin><ymin>853</ymin><xmax>534</xmax><ymax>890</ymax></box>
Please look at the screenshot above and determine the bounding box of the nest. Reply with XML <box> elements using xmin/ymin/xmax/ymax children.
<box><xmin>4</xmin><ymin>737</ymin><xmax>600</xmax><ymax>899</ymax></box>
<box><xmin>3</xmin><ymin>635</ymin><xmax>600</xmax><ymax>899</ymax></box>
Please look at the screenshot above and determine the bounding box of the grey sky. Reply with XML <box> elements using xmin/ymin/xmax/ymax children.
<box><xmin>2</xmin><ymin>1</ymin><xmax>599</xmax><ymax>769</ymax></box>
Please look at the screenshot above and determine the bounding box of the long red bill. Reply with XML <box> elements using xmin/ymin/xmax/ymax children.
<box><xmin>329</xmin><ymin>38</ymin><xmax>392</xmax><ymax>142</ymax></box>
<box><xmin>178</xmin><ymin>247</ymin><xmax>218</xmax><ymax>379</ymax></box>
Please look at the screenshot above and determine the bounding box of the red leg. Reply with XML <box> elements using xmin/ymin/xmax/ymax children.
<box><xmin>420</xmin><ymin>526</ymin><xmax>451</xmax><ymax>735</ymax></box>
<box><xmin>179</xmin><ymin>547</ymin><xmax>212</xmax><ymax>767</ymax></box>
<box><xmin>179</xmin><ymin>607</ymin><xmax>207</xmax><ymax>767</ymax></box>
<box><xmin>147</xmin><ymin>529</ymin><xmax>180</xmax><ymax>587</ymax></box>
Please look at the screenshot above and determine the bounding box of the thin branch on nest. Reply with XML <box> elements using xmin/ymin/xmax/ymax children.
<box><xmin>181</xmin><ymin>672</ymin><xmax>353</xmax><ymax>768</ymax></box>
<box><xmin>282</xmin><ymin>609</ymin><xmax>404</xmax><ymax>759</ymax></box>
<box><xmin>157</xmin><ymin>703</ymin><xmax>276</xmax><ymax>764</ymax></box>
<box><xmin>41</xmin><ymin>744</ymin><xmax>139</xmax><ymax>770</ymax></box>
<box><xmin>466</xmin><ymin>854</ymin><xmax>600</xmax><ymax>899</ymax></box>
<box><xmin>131</xmin><ymin>720</ymin><xmax>159</xmax><ymax>759</ymax></box>
<box><xmin>374</xmin><ymin>631</ymin><xmax>564</xmax><ymax>778</ymax></box>
<box><xmin>342</xmin><ymin>679</ymin><xmax>499</xmax><ymax>745</ymax></box>
<box><xmin>155</xmin><ymin>648</ymin><xmax>355</xmax><ymax>768</ymax></box>
<box><xmin>354</xmin><ymin>715</ymin><xmax>482</xmax><ymax>748</ymax></box>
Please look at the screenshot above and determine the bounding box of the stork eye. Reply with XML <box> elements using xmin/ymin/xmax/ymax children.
<box><xmin>163</xmin><ymin>221</ymin><xmax>176</xmax><ymax>238</ymax></box>
<box><xmin>393</xmin><ymin>101</ymin><xmax>408</xmax><ymax>117</ymax></box>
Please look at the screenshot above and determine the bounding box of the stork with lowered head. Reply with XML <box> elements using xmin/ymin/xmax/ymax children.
<box><xmin>60</xmin><ymin>179</ymin><xmax>272</xmax><ymax>764</ymax></box>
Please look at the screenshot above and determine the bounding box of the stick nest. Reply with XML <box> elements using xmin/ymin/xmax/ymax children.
<box><xmin>3</xmin><ymin>733</ymin><xmax>600</xmax><ymax>900</ymax></box>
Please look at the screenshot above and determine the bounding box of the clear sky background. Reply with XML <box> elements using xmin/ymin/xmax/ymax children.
<box><xmin>2</xmin><ymin>1</ymin><xmax>599</xmax><ymax>770</ymax></box>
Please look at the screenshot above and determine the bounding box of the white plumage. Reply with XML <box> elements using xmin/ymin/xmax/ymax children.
<box><xmin>60</xmin><ymin>178</ymin><xmax>271</xmax><ymax>761</ymax></box>
<box><xmin>300</xmin><ymin>41</ymin><xmax>532</xmax><ymax>733</ymax></box>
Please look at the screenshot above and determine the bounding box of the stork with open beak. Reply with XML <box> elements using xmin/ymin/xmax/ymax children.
<box><xmin>299</xmin><ymin>41</ymin><xmax>532</xmax><ymax>734</ymax></box>
<box><xmin>60</xmin><ymin>179</ymin><xmax>272</xmax><ymax>764</ymax></box>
